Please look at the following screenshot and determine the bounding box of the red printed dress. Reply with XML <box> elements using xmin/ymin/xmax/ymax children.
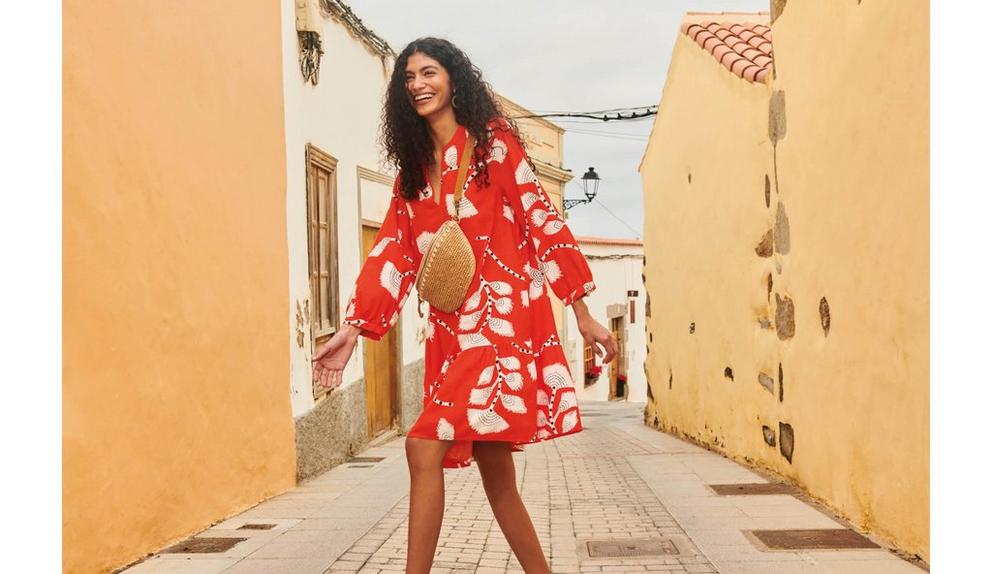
<box><xmin>342</xmin><ymin>118</ymin><xmax>596</xmax><ymax>468</ymax></box>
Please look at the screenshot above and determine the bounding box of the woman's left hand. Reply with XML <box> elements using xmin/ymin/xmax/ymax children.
<box><xmin>576</xmin><ymin>312</ymin><xmax>618</xmax><ymax>364</ymax></box>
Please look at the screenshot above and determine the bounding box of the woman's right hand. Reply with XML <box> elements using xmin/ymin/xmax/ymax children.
<box><xmin>312</xmin><ymin>324</ymin><xmax>362</xmax><ymax>390</ymax></box>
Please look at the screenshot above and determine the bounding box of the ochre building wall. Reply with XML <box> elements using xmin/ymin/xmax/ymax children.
<box><xmin>63</xmin><ymin>2</ymin><xmax>296</xmax><ymax>572</ymax></box>
<box><xmin>640</xmin><ymin>0</ymin><xmax>928</xmax><ymax>562</ymax></box>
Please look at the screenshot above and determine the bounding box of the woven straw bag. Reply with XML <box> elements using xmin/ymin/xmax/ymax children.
<box><xmin>415</xmin><ymin>135</ymin><xmax>477</xmax><ymax>313</ymax></box>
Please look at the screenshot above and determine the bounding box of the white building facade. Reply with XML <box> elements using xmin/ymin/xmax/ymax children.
<box><xmin>566</xmin><ymin>236</ymin><xmax>647</xmax><ymax>402</ymax></box>
<box><xmin>280</xmin><ymin>0</ymin><xmax>430</xmax><ymax>479</ymax></box>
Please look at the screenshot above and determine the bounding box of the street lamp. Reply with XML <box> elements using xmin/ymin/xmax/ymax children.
<box><xmin>564</xmin><ymin>167</ymin><xmax>600</xmax><ymax>211</ymax></box>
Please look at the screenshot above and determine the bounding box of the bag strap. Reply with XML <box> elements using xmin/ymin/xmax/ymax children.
<box><xmin>452</xmin><ymin>134</ymin><xmax>475</xmax><ymax>219</ymax></box>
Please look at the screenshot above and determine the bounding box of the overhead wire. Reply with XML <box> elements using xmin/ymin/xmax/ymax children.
<box><xmin>517</xmin><ymin>106</ymin><xmax>650</xmax><ymax>236</ymax></box>
<box><xmin>591</xmin><ymin>197</ymin><xmax>643</xmax><ymax>238</ymax></box>
<box><xmin>552</xmin><ymin>116</ymin><xmax>657</xmax><ymax>126</ymax></box>
<box><xmin>530</xmin><ymin>105</ymin><xmax>658</xmax><ymax>115</ymax></box>
<box><xmin>510</xmin><ymin>105</ymin><xmax>657</xmax><ymax>122</ymax></box>
<box><xmin>568</xmin><ymin>181</ymin><xmax>643</xmax><ymax>239</ymax></box>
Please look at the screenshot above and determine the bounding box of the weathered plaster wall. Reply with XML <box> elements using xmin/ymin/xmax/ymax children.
<box><xmin>640</xmin><ymin>0</ymin><xmax>928</xmax><ymax>562</ymax></box>
<box><xmin>294</xmin><ymin>375</ymin><xmax>371</xmax><ymax>481</ymax></box>
<box><xmin>279</xmin><ymin>0</ymin><xmax>413</xmax><ymax>418</ymax></box>
<box><xmin>63</xmin><ymin>2</ymin><xmax>295</xmax><ymax>573</ymax></box>
<box><xmin>281</xmin><ymin>1</ymin><xmax>433</xmax><ymax>480</ymax></box>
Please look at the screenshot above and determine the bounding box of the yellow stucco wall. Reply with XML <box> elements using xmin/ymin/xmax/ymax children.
<box><xmin>641</xmin><ymin>0</ymin><xmax>928</xmax><ymax>563</ymax></box>
<box><xmin>63</xmin><ymin>2</ymin><xmax>296</xmax><ymax>573</ymax></box>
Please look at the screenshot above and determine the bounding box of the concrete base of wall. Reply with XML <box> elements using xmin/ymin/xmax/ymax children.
<box><xmin>294</xmin><ymin>358</ymin><xmax>426</xmax><ymax>482</ymax></box>
<box><xmin>294</xmin><ymin>379</ymin><xmax>371</xmax><ymax>482</ymax></box>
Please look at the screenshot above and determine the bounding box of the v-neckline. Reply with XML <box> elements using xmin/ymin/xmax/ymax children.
<box><xmin>425</xmin><ymin>124</ymin><xmax>466</xmax><ymax>208</ymax></box>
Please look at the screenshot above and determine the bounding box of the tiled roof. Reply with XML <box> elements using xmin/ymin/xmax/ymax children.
<box><xmin>680</xmin><ymin>14</ymin><xmax>773</xmax><ymax>84</ymax></box>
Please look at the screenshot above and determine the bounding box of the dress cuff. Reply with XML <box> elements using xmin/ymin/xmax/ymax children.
<box><xmin>342</xmin><ymin>318</ymin><xmax>386</xmax><ymax>341</ymax></box>
<box><xmin>560</xmin><ymin>281</ymin><xmax>597</xmax><ymax>306</ymax></box>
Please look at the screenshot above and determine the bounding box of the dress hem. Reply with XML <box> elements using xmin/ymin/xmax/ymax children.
<box><xmin>404</xmin><ymin>421</ymin><xmax>584</xmax><ymax>469</ymax></box>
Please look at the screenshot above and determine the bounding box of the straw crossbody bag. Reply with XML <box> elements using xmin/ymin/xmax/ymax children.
<box><xmin>415</xmin><ymin>135</ymin><xmax>477</xmax><ymax>313</ymax></box>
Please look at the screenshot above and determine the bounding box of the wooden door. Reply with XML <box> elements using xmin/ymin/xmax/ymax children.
<box><xmin>361</xmin><ymin>224</ymin><xmax>398</xmax><ymax>438</ymax></box>
<box><xmin>609</xmin><ymin>317</ymin><xmax>621</xmax><ymax>400</ymax></box>
<box><xmin>617</xmin><ymin>316</ymin><xmax>628</xmax><ymax>400</ymax></box>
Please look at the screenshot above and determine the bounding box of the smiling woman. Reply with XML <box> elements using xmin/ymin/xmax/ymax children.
<box><xmin>405</xmin><ymin>54</ymin><xmax>453</xmax><ymax>200</ymax></box>
<box><xmin>310</xmin><ymin>36</ymin><xmax>618</xmax><ymax>574</ymax></box>
<box><xmin>379</xmin><ymin>38</ymin><xmax>510</xmax><ymax>202</ymax></box>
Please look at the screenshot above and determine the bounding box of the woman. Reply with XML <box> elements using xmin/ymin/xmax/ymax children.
<box><xmin>312</xmin><ymin>37</ymin><xmax>617</xmax><ymax>574</ymax></box>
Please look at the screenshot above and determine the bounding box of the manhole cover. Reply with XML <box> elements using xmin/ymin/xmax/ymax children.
<box><xmin>709</xmin><ymin>483</ymin><xmax>796</xmax><ymax>495</ymax></box>
<box><xmin>749</xmin><ymin>529</ymin><xmax>879</xmax><ymax>550</ymax></box>
<box><xmin>587</xmin><ymin>538</ymin><xmax>679</xmax><ymax>557</ymax></box>
<box><xmin>347</xmin><ymin>456</ymin><xmax>385</xmax><ymax>463</ymax></box>
<box><xmin>238</xmin><ymin>523</ymin><xmax>276</xmax><ymax>530</ymax></box>
<box><xmin>162</xmin><ymin>536</ymin><xmax>246</xmax><ymax>554</ymax></box>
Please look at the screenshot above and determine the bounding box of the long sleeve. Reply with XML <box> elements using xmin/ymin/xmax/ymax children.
<box><xmin>496</xmin><ymin>124</ymin><xmax>597</xmax><ymax>306</ymax></box>
<box><xmin>342</xmin><ymin>180</ymin><xmax>418</xmax><ymax>341</ymax></box>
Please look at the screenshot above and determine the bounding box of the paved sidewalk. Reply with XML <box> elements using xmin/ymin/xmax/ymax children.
<box><xmin>122</xmin><ymin>401</ymin><xmax>924</xmax><ymax>574</ymax></box>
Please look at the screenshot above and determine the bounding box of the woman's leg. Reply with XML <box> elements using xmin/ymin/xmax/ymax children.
<box><xmin>473</xmin><ymin>441</ymin><xmax>551</xmax><ymax>574</ymax></box>
<box><xmin>404</xmin><ymin>436</ymin><xmax>455</xmax><ymax>574</ymax></box>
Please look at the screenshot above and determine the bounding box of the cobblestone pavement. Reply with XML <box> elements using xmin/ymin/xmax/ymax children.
<box><xmin>123</xmin><ymin>401</ymin><xmax>924</xmax><ymax>574</ymax></box>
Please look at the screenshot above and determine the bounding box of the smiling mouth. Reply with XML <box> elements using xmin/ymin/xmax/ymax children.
<box><xmin>413</xmin><ymin>93</ymin><xmax>436</xmax><ymax>105</ymax></box>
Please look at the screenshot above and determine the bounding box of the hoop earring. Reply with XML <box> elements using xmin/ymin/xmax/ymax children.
<box><xmin>452</xmin><ymin>91</ymin><xmax>459</xmax><ymax>109</ymax></box>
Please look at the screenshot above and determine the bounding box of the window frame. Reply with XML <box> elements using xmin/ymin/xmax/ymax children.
<box><xmin>583</xmin><ymin>342</ymin><xmax>597</xmax><ymax>387</ymax></box>
<box><xmin>305</xmin><ymin>143</ymin><xmax>340</xmax><ymax>344</ymax></box>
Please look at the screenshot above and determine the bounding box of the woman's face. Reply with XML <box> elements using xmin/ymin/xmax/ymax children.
<box><xmin>405</xmin><ymin>52</ymin><xmax>453</xmax><ymax>119</ymax></box>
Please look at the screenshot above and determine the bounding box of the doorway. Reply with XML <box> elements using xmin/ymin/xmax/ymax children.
<box><xmin>361</xmin><ymin>223</ymin><xmax>399</xmax><ymax>439</ymax></box>
<box><xmin>608</xmin><ymin>316</ymin><xmax>626</xmax><ymax>400</ymax></box>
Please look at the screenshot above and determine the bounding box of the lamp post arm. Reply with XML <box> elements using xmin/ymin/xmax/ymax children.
<box><xmin>563</xmin><ymin>198</ymin><xmax>591</xmax><ymax>211</ymax></box>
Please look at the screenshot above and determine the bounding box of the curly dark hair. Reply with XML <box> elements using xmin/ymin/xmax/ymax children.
<box><xmin>380</xmin><ymin>37</ymin><xmax>526</xmax><ymax>201</ymax></box>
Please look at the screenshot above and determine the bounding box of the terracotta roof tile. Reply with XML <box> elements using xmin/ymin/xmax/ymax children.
<box><xmin>681</xmin><ymin>14</ymin><xmax>774</xmax><ymax>84</ymax></box>
<box><xmin>731</xmin><ymin>57</ymin><xmax>753</xmax><ymax>76</ymax></box>
<box><xmin>741</xmin><ymin>47</ymin><xmax>764</xmax><ymax>61</ymax></box>
<box><xmin>742</xmin><ymin>65</ymin><xmax>763</xmax><ymax>82</ymax></box>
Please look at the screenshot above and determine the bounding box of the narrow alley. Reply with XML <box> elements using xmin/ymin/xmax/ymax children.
<box><xmin>121</xmin><ymin>401</ymin><xmax>923</xmax><ymax>574</ymax></box>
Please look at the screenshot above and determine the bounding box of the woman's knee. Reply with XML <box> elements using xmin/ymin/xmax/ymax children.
<box><xmin>473</xmin><ymin>440</ymin><xmax>512</xmax><ymax>462</ymax></box>
<box><xmin>474</xmin><ymin>442</ymin><xmax>517</xmax><ymax>492</ymax></box>
<box><xmin>405</xmin><ymin>436</ymin><xmax>448</xmax><ymax>474</ymax></box>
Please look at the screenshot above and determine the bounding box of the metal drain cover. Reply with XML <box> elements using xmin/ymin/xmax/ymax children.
<box><xmin>238</xmin><ymin>523</ymin><xmax>276</xmax><ymax>530</ymax></box>
<box><xmin>749</xmin><ymin>529</ymin><xmax>879</xmax><ymax>550</ymax></box>
<box><xmin>709</xmin><ymin>482</ymin><xmax>796</xmax><ymax>495</ymax></box>
<box><xmin>162</xmin><ymin>536</ymin><xmax>246</xmax><ymax>554</ymax></box>
<box><xmin>587</xmin><ymin>538</ymin><xmax>679</xmax><ymax>557</ymax></box>
<box><xmin>347</xmin><ymin>456</ymin><xmax>385</xmax><ymax>463</ymax></box>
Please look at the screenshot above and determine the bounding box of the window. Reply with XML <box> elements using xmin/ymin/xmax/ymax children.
<box><xmin>583</xmin><ymin>342</ymin><xmax>598</xmax><ymax>387</ymax></box>
<box><xmin>306</xmin><ymin>144</ymin><xmax>339</xmax><ymax>342</ymax></box>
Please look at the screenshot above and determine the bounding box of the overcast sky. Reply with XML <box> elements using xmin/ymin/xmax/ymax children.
<box><xmin>346</xmin><ymin>0</ymin><xmax>767</xmax><ymax>239</ymax></box>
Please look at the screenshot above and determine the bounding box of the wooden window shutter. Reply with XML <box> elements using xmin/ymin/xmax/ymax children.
<box><xmin>305</xmin><ymin>144</ymin><xmax>340</xmax><ymax>342</ymax></box>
